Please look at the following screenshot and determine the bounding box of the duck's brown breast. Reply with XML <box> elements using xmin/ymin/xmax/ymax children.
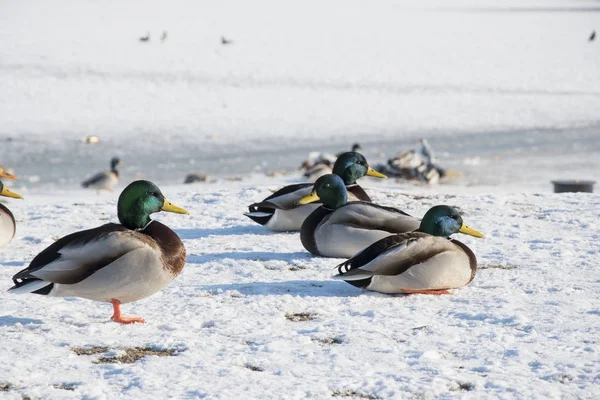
<box><xmin>142</xmin><ymin>220</ymin><xmax>186</xmax><ymax>276</ymax></box>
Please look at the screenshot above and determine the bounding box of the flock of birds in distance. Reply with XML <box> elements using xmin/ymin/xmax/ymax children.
<box><xmin>0</xmin><ymin>143</ymin><xmax>484</xmax><ymax>325</ymax></box>
<box><xmin>137</xmin><ymin>30</ymin><xmax>234</xmax><ymax>45</ymax></box>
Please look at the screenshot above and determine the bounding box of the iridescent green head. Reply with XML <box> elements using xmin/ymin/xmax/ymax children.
<box><xmin>332</xmin><ymin>152</ymin><xmax>386</xmax><ymax>185</ymax></box>
<box><xmin>418</xmin><ymin>205</ymin><xmax>484</xmax><ymax>238</ymax></box>
<box><xmin>117</xmin><ymin>180</ymin><xmax>188</xmax><ymax>230</ymax></box>
<box><xmin>298</xmin><ymin>174</ymin><xmax>347</xmax><ymax>209</ymax></box>
<box><xmin>0</xmin><ymin>181</ymin><xmax>23</xmax><ymax>199</ymax></box>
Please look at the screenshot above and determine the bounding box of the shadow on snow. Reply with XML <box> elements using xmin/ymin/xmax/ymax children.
<box><xmin>198</xmin><ymin>280</ymin><xmax>362</xmax><ymax>298</ymax></box>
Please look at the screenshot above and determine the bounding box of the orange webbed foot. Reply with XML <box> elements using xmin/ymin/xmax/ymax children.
<box><xmin>110</xmin><ymin>299</ymin><xmax>146</xmax><ymax>324</ymax></box>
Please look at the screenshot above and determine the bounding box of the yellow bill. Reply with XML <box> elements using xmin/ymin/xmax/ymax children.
<box><xmin>297</xmin><ymin>191</ymin><xmax>320</xmax><ymax>205</ymax></box>
<box><xmin>161</xmin><ymin>199</ymin><xmax>189</xmax><ymax>214</ymax></box>
<box><xmin>459</xmin><ymin>223</ymin><xmax>485</xmax><ymax>238</ymax></box>
<box><xmin>366</xmin><ymin>167</ymin><xmax>387</xmax><ymax>179</ymax></box>
<box><xmin>0</xmin><ymin>186</ymin><xmax>23</xmax><ymax>199</ymax></box>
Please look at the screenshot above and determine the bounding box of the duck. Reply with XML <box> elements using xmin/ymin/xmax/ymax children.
<box><xmin>0</xmin><ymin>180</ymin><xmax>23</xmax><ymax>246</ymax></box>
<box><xmin>81</xmin><ymin>157</ymin><xmax>122</xmax><ymax>192</ymax></box>
<box><xmin>303</xmin><ymin>159</ymin><xmax>333</xmax><ymax>182</ymax></box>
<box><xmin>0</xmin><ymin>166</ymin><xmax>17</xmax><ymax>180</ymax></box>
<box><xmin>245</xmin><ymin>152</ymin><xmax>386</xmax><ymax>232</ymax></box>
<box><xmin>9</xmin><ymin>180</ymin><xmax>189</xmax><ymax>324</ymax></box>
<box><xmin>298</xmin><ymin>174</ymin><xmax>420</xmax><ymax>258</ymax></box>
<box><xmin>333</xmin><ymin>205</ymin><xmax>484</xmax><ymax>294</ymax></box>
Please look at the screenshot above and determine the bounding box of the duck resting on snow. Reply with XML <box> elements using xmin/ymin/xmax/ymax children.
<box><xmin>9</xmin><ymin>180</ymin><xmax>189</xmax><ymax>324</ymax></box>
<box><xmin>333</xmin><ymin>205</ymin><xmax>484</xmax><ymax>294</ymax></box>
<box><xmin>298</xmin><ymin>174</ymin><xmax>420</xmax><ymax>258</ymax></box>
<box><xmin>245</xmin><ymin>152</ymin><xmax>386</xmax><ymax>232</ymax></box>
<box><xmin>81</xmin><ymin>157</ymin><xmax>122</xmax><ymax>192</ymax></box>
<box><xmin>0</xmin><ymin>180</ymin><xmax>23</xmax><ymax>246</ymax></box>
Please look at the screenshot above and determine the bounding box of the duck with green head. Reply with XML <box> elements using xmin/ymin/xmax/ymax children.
<box><xmin>81</xmin><ymin>157</ymin><xmax>122</xmax><ymax>192</ymax></box>
<box><xmin>0</xmin><ymin>179</ymin><xmax>23</xmax><ymax>246</ymax></box>
<box><xmin>9</xmin><ymin>180</ymin><xmax>189</xmax><ymax>324</ymax></box>
<box><xmin>334</xmin><ymin>205</ymin><xmax>484</xmax><ymax>294</ymax></box>
<box><xmin>298</xmin><ymin>174</ymin><xmax>420</xmax><ymax>258</ymax></box>
<box><xmin>245</xmin><ymin>152</ymin><xmax>386</xmax><ymax>232</ymax></box>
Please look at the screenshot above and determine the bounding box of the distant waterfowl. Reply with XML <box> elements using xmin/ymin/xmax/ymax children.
<box><xmin>0</xmin><ymin>167</ymin><xmax>17</xmax><ymax>180</ymax></box>
<box><xmin>334</xmin><ymin>205</ymin><xmax>484</xmax><ymax>294</ymax></box>
<box><xmin>590</xmin><ymin>31</ymin><xmax>596</xmax><ymax>42</ymax></box>
<box><xmin>9</xmin><ymin>180</ymin><xmax>189</xmax><ymax>324</ymax></box>
<box><xmin>84</xmin><ymin>135</ymin><xmax>100</xmax><ymax>144</ymax></box>
<box><xmin>81</xmin><ymin>157</ymin><xmax>122</xmax><ymax>192</ymax></box>
<box><xmin>221</xmin><ymin>36</ymin><xmax>233</xmax><ymax>45</ymax></box>
<box><xmin>245</xmin><ymin>152</ymin><xmax>386</xmax><ymax>232</ymax></box>
<box><xmin>0</xmin><ymin>180</ymin><xmax>23</xmax><ymax>246</ymax></box>
<box><xmin>303</xmin><ymin>159</ymin><xmax>333</xmax><ymax>182</ymax></box>
<box><xmin>298</xmin><ymin>174</ymin><xmax>419</xmax><ymax>258</ymax></box>
<box><xmin>139</xmin><ymin>32</ymin><xmax>150</xmax><ymax>42</ymax></box>
<box><xmin>377</xmin><ymin>138</ymin><xmax>446</xmax><ymax>184</ymax></box>
<box><xmin>184</xmin><ymin>173</ymin><xmax>209</xmax><ymax>184</ymax></box>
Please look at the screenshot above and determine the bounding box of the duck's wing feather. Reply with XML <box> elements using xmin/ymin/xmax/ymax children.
<box><xmin>248</xmin><ymin>183</ymin><xmax>314</xmax><ymax>210</ymax></box>
<box><xmin>335</xmin><ymin>233</ymin><xmax>454</xmax><ymax>279</ymax></box>
<box><xmin>81</xmin><ymin>171</ymin><xmax>109</xmax><ymax>188</ymax></box>
<box><xmin>328</xmin><ymin>202</ymin><xmax>420</xmax><ymax>233</ymax></box>
<box><xmin>11</xmin><ymin>223</ymin><xmax>155</xmax><ymax>285</ymax></box>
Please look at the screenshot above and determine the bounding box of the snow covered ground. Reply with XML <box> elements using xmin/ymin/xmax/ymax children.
<box><xmin>0</xmin><ymin>182</ymin><xmax>599</xmax><ymax>399</ymax></box>
<box><xmin>1</xmin><ymin>0</ymin><xmax>600</xmax><ymax>398</ymax></box>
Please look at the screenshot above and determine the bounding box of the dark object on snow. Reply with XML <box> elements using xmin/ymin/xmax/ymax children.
<box><xmin>590</xmin><ymin>31</ymin><xmax>596</xmax><ymax>42</ymax></box>
<box><xmin>161</xmin><ymin>31</ymin><xmax>168</xmax><ymax>42</ymax></box>
<box><xmin>184</xmin><ymin>173</ymin><xmax>209</xmax><ymax>184</ymax></box>
<box><xmin>552</xmin><ymin>180</ymin><xmax>595</xmax><ymax>193</ymax></box>
<box><xmin>139</xmin><ymin>32</ymin><xmax>150</xmax><ymax>42</ymax></box>
<box><xmin>221</xmin><ymin>36</ymin><xmax>233</xmax><ymax>45</ymax></box>
<box><xmin>376</xmin><ymin>138</ymin><xmax>445</xmax><ymax>185</ymax></box>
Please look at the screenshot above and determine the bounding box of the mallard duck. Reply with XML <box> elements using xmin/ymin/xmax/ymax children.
<box><xmin>333</xmin><ymin>205</ymin><xmax>484</xmax><ymax>294</ymax></box>
<box><xmin>303</xmin><ymin>159</ymin><xmax>333</xmax><ymax>182</ymax></box>
<box><xmin>298</xmin><ymin>174</ymin><xmax>420</xmax><ymax>258</ymax></box>
<box><xmin>9</xmin><ymin>180</ymin><xmax>188</xmax><ymax>324</ymax></box>
<box><xmin>0</xmin><ymin>167</ymin><xmax>17</xmax><ymax>180</ymax></box>
<box><xmin>81</xmin><ymin>157</ymin><xmax>122</xmax><ymax>192</ymax></box>
<box><xmin>0</xmin><ymin>180</ymin><xmax>23</xmax><ymax>246</ymax></box>
<box><xmin>245</xmin><ymin>152</ymin><xmax>386</xmax><ymax>232</ymax></box>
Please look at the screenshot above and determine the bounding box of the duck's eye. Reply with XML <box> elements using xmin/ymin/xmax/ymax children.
<box><xmin>325</xmin><ymin>183</ymin><xmax>330</xmax><ymax>188</ymax></box>
<box><xmin>356</xmin><ymin>160</ymin><xmax>364</xmax><ymax>165</ymax></box>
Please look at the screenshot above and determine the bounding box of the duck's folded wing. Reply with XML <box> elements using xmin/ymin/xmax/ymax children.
<box><xmin>248</xmin><ymin>183</ymin><xmax>314</xmax><ymax>210</ymax></box>
<box><xmin>335</xmin><ymin>233</ymin><xmax>451</xmax><ymax>280</ymax></box>
<box><xmin>328</xmin><ymin>202</ymin><xmax>420</xmax><ymax>233</ymax></box>
<box><xmin>81</xmin><ymin>171</ymin><xmax>109</xmax><ymax>187</ymax></box>
<box><xmin>12</xmin><ymin>224</ymin><xmax>151</xmax><ymax>285</ymax></box>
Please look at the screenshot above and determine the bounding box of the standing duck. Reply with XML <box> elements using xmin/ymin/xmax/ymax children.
<box><xmin>9</xmin><ymin>180</ymin><xmax>189</xmax><ymax>324</ymax></box>
<box><xmin>0</xmin><ymin>180</ymin><xmax>23</xmax><ymax>246</ymax></box>
<box><xmin>298</xmin><ymin>174</ymin><xmax>420</xmax><ymax>258</ymax></box>
<box><xmin>81</xmin><ymin>157</ymin><xmax>122</xmax><ymax>192</ymax></box>
<box><xmin>333</xmin><ymin>205</ymin><xmax>484</xmax><ymax>294</ymax></box>
<box><xmin>245</xmin><ymin>152</ymin><xmax>386</xmax><ymax>232</ymax></box>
